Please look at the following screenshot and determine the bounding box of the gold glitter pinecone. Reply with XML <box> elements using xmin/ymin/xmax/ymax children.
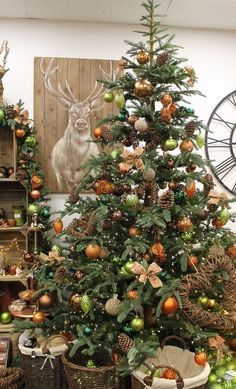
<box><xmin>156</xmin><ymin>51</ymin><xmax>169</xmax><ymax>66</ymax></box>
<box><xmin>158</xmin><ymin>190</ymin><xmax>174</xmax><ymax>209</ymax></box>
<box><xmin>118</xmin><ymin>333</ymin><xmax>134</xmax><ymax>354</ymax></box>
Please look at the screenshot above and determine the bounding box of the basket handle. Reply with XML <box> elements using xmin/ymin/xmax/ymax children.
<box><xmin>42</xmin><ymin>334</ymin><xmax>69</xmax><ymax>354</ymax></box>
<box><xmin>143</xmin><ymin>364</ymin><xmax>184</xmax><ymax>389</ymax></box>
<box><xmin>160</xmin><ymin>336</ymin><xmax>186</xmax><ymax>350</ymax></box>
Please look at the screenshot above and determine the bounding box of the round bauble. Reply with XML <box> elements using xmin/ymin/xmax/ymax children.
<box><xmin>162</xmin><ymin>296</ymin><xmax>178</xmax><ymax>315</ymax></box>
<box><xmin>123</xmin><ymin>323</ymin><xmax>133</xmax><ymax>335</ymax></box>
<box><xmin>161</xmin><ymin>94</ymin><xmax>173</xmax><ymax>107</ymax></box>
<box><xmin>186</xmin><ymin>164</ymin><xmax>197</xmax><ymax>173</ymax></box>
<box><xmin>131</xmin><ymin>317</ymin><xmax>144</xmax><ymax>331</ymax></box>
<box><xmin>70</xmin><ymin>294</ymin><xmax>82</xmax><ymax>310</ymax></box>
<box><xmin>32</xmin><ymin>311</ymin><xmax>45</xmax><ymax>324</ymax></box>
<box><xmin>112</xmin><ymin>256</ymin><xmax>123</xmax><ymax>266</ymax></box>
<box><xmin>122</xmin><ymin>137</ymin><xmax>132</xmax><ymax>147</ymax></box>
<box><xmin>114</xmin><ymin>92</ymin><xmax>125</xmax><ymax>109</ymax></box>
<box><xmin>101</xmin><ymin>219</ymin><xmax>113</xmax><ymax>231</ymax></box>
<box><xmin>226</xmin><ymin>244</ymin><xmax>236</xmax><ymax>258</ymax></box>
<box><xmin>124</xmin><ymin>261</ymin><xmax>134</xmax><ymax>274</ymax></box>
<box><xmin>25</xmin><ymin>136</ymin><xmax>37</xmax><ymax>147</ymax></box>
<box><xmin>136</xmin><ymin>50</ymin><xmax>149</xmax><ymax>64</ymax></box>
<box><xmin>38</xmin><ymin>294</ymin><xmax>54</xmax><ymax>309</ymax></box>
<box><xmin>7</xmin><ymin>167</ymin><xmax>14</xmax><ymax>177</ymax></box>
<box><xmin>110</xmin><ymin>149</ymin><xmax>121</xmax><ymax>159</ymax></box>
<box><xmin>85</xmin><ymin>243</ymin><xmax>101</xmax><ymax>259</ymax></box>
<box><xmin>0</xmin><ymin>311</ymin><xmax>12</xmax><ymax>324</ymax></box>
<box><xmin>31</xmin><ymin>175</ymin><xmax>43</xmax><ymax>189</ymax></box>
<box><xmin>186</xmin><ymin>107</ymin><xmax>195</xmax><ymax>115</ymax></box>
<box><xmin>212</xmin><ymin>218</ymin><xmax>224</xmax><ymax>228</ymax></box>
<box><xmin>208</xmin><ymin>373</ymin><xmax>218</xmax><ymax>384</ymax></box>
<box><xmin>105</xmin><ymin>297</ymin><xmax>121</xmax><ymax>316</ymax></box>
<box><xmin>187</xmin><ymin>255</ymin><xmax>199</xmax><ymax>268</ymax></box>
<box><xmin>0</xmin><ymin>108</ymin><xmax>5</xmax><ymax>123</ymax></box>
<box><xmin>125</xmin><ymin>194</ymin><xmax>140</xmax><ymax>207</ymax></box>
<box><xmin>194</xmin><ymin>351</ymin><xmax>207</xmax><ymax>366</ymax></box>
<box><xmin>164</xmin><ymin>138</ymin><xmax>178</xmax><ymax>151</ymax></box>
<box><xmin>151</xmin><ymin>242</ymin><xmax>165</xmax><ymax>262</ymax></box>
<box><xmin>143</xmin><ymin>167</ymin><xmax>156</xmax><ymax>181</ymax></box>
<box><xmin>119</xmin><ymin>266</ymin><xmax>134</xmax><ymax>279</ymax></box>
<box><xmin>197</xmin><ymin>295</ymin><xmax>209</xmax><ymax>307</ymax></box>
<box><xmin>30</xmin><ymin>190</ymin><xmax>41</xmax><ymax>200</ymax></box>
<box><xmin>111</xmin><ymin>210</ymin><xmax>122</xmax><ymax>221</ymax></box>
<box><xmin>15</xmin><ymin>128</ymin><xmax>26</xmax><ymax>138</ymax></box>
<box><xmin>118</xmin><ymin>162</ymin><xmax>129</xmax><ymax>174</ymax></box>
<box><xmin>74</xmin><ymin>270</ymin><xmax>84</xmax><ymax>281</ymax></box>
<box><xmin>23</xmin><ymin>252</ymin><xmax>34</xmax><ymax>263</ymax></box>
<box><xmin>127</xmin><ymin>114</ymin><xmax>138</xmax><ymax>126</ymax></box>
<box><xmin>53</xmin><ymin>218</ymin><xmax>63</xmax><ymax>234</ymax></box>
<box><xmin>179</xmin><ymin>139</ymin><xmax>194</xmax><ymax>152</ymax></box>
<box><xmin>168</xmin><ymin>181</ymin><xmax>177</xmax><ymax>190</ymax></box>
<box><xmin>103</xmin><ymin>91</ymin><xmax>114</xmax><ymax>103</ymax></box>
<box><xmin>94</xmin><ymin>127</ymin><xmax>103</xmax><ymax>139</ymax></box>
<box><xmin>83</xmin><ymin>326</ymin><xmax>93</xmax><ymax>336</ymax></box>
<box><xmin>177</xmin><ymin>217</ymin><xmax>193</xmax><ymax>231</ymax></box>
<box><xmin>128</xmin><ymin>226</ymin><xmax>141</xmax><ymax>237</ymax></box>
<box><xmin>207</xmin><ymin>299</ymin><xmax>216</xmax><ymax>308</ymax></box>
<box><xmin>196</xmin><ymin>209</ymin><xmax>208</xmax><ymax>221</ymax></box>
<box><xmin>134</xmin><ymin>118</ymin><xmax>148</xmax><ymax>133</ymax></box>
<box><xmin>134</xmin><ymin>79</ymin><xmax>153</xmax><ymax>98</ymax></box>
<box><xmin>41</xmin><ymin>208</ymin><xmax>50</xmax><ymax>219</ymax></box>
<box><xmin>174</xmin><ymin>187</ymin><xmax>186</xmax><ymax>204</ymax></box>
<box><xmin>27</xmin><ymin>203</ymin><xmax>40</xmax><ymax>216</ymax></box>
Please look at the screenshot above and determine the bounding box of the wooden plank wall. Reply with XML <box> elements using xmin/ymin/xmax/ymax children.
<box><xmin>0</xmin><ymin>127</ymin><xmax>14</xmax><ymax>169</ymax></box>
<box><xmin>34</xmin><ymin>57</ymin><xmax>119</xmax><ymax>193</ymax></box>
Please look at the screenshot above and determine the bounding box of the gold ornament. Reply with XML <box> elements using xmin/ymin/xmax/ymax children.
<box><xmin>136</xmin><ymin>50</ymin><xmax>149</xmax><ymax>64</ymax></box>
<box><xmin>134</xmin><ymin>118</ymin><xmax>148</xmax><ymax>133</ymax></box>
<box><xmin>177</xmin><ymin>217</ymin><xmax>193</xmax><ymax>231</ymax></box>
<box><xmin>105</xmin><ymin>296</ymin><xmax>121</xmax><ymax>316</ymax></box>
<box><xmin>134</xmin><ymin>79</ymin><xmax>153</xmax><ymax>98</ymax></box>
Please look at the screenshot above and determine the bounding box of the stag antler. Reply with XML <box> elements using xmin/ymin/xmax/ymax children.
<box><xmin>0</xmin><ymin>40</ymin><xmax>10</xmax><ymax>105</ymax></box>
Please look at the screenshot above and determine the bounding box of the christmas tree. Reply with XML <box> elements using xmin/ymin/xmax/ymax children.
<box><xmin>16</xmin><ymin>0</ymin><xmax>236</xmax><ymax>382</ymax></box>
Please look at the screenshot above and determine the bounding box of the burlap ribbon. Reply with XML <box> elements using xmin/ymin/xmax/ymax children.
<box><xmin>14</xmin><ymin>105</ymin><xmax>32</xmax><ymax>125</ymax></box>
<box><xmin>208</xmin><ymin>335</ymin><xmax>225</xmax><ymax>363</ymax></box>
<box><xmin>40</xmin><ymin>251</ymin><xmax>65</xmax><ymax>264</ymax></box>
<box><xmin>208</xmin><ymin>190</ymin><xmax>228</xmax><ymax>205</ymax></box>
<box><xmin>120</xmin><ymin>146</ymin><xmax>145</xmax><ymax>172</ymax></box>
<box><xmin>131</xmin><ymin>262</ymin><xmax>163</xmax><ymax>288</ymax></box>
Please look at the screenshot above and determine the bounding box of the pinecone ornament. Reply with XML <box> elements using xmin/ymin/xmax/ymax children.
<box><xmin>102</xmin><ymin>126</ymin><xmax>113</xmax><ymax>142</ymax></box>
<box><xmin>158</xmin><ymin>190</ymin><xmax>174</xmax><ymax>209</ymax></box>
<box><xmin>203</xmin><ymin>173</ymin><xmax>215</xmax><ymax>195</ymax></box>
<box><xmin>5</xmin><ymin>104</ymin><xmax>16</xmax><ymax>119</ymax></box>
<box><xmin>118</xmin><ymin>333</ymin><xmax>134</xmax><ymax>354</ymax></box>
<box><xmin>156</xmin><ymin>51</ymin><xmax>169</xmax><ymax>66</ymax></box>
<box><xmin>54</xmin><ymin>266</ymin><xmax>69</xmax><ymax>284</ymax></box>
<box><xmin>185</xmin><ymin>120</ymin><xmax>197</xmax><ymax>136</ymax></box>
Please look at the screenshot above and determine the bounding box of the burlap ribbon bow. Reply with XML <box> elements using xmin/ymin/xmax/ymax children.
<box><xmin>208</xmin><ymin>335</ymin><xmax>225</xmax><ymax>363</ymax></box>
<box><xmin>14</xmin><ymin>105</ymin><xmax>32</xmax><ymax>125</ymax></box>
<box><xmin>131</xmin><ymin>262</ymin><xmax>163</xmax><ymax>288</ymax></box>
<box><xmin>119</xmin><ymin>146</ymin><xmax>145</xmax><ymax>172</ymax></box>
<box><xmin>40</xmin><ymin>251</ymin><xmax>65</xmax><ymax>264</ymax></box>
<box><xmin>208</xmin><ymin>190</ymin><xmax>228</xmax><ymax>205</ymax></box>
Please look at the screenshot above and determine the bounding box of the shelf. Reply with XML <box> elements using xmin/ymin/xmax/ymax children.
<box><xmin>0</xmin><ymin>276</ymin><xmax>27</xmax><ymax>286</ymax></box>
<box><xmin>10</xmin><ymin>307</ymin><xmax>35</xmax><ymax>319</ymax></box>
<box><xmin>0</xmin><ymin>225</ymin><xmax>28</xmax><ymax>232</ymax></box>
<box><xmin>0</xmin><ymin>323</ymin><xmax>15</xmax><ymax>333</ymax></box>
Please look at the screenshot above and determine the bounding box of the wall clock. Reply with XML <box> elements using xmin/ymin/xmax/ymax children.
<box><xmin>205</xmin><ymin>90</ymin><xmax>236</xmax><ymax>195</ymax></box>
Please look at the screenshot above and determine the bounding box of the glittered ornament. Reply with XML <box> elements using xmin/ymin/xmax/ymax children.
<box><xmin>105</xmin><ymin>296</ymin><xmax>121</xmax><ymax>316</ymax></box>
<box><xmin>179</xmin><ymin>139</ymin><xmax>194</xmax><ymax>152</ymax></box>
<box><xmin>177</xmin><ymin>217</ymin><xmax>193</xmax><ymax>231</ymax></box>
<box><xmin>143</xmin><ymin>167</ymin><xmax>156</xmax><ymax>181</ymax></box>
<box><xmin>162</xmin><ymin>296</ymin><xmax>178</xmax><ymax>315</ymax></box>
<box><xmin>161</xmin><ymin>94</ymin><xmax>172</xmax><ymax>107</ymax></box>
<box><xmin>164</xmin><ymin>137</ymin><xmax>177</xmax><ymax>150</ymax></box>
<box><xmin>85</xmin><ymin>243</ymin><xmax>101</xmax><ymax>259</ymax></box>
<box><xmin>125</xmin><ymin>194</ymin><xmax>140</xmax><ymax>207</ymax></box>
<box><xmin>71</xmin><ymin>294</ymin><xmax>82</xmax><ymax>310</ymax></box>
<box><xmin>134</xmin><ymin>79</ymin><xmax>153</xmax><ymax>98</ymax></box>
<box><xmin>114</xmin><ymin>92</ymin><xmax>125</xmax><ymax>109</ymax></box>
<box><xmin>81</xmin><ymin>295</ymin><xmax>92</xmax><ymax>314</ymax></box>
<box><xmin>111</xmin><ymin>210</ymin><xmax>122</xmax><ymax>221</ymax></box>
<box><xmin>136</xmin><ymin>50</ymin><xmax>149</xmax><ymax>64</ymax></box>
<box><xmin>134</xmin><ymin>118</ymin><xmax>148</xmax><ymax>133</ymax></box>
<box><xmin>219</xmin><ymin>208</ymin><xmax>230</xmax><ymax>225</ymax></box>
<box><xmin>53</xmin><ymin>218</ymin><xmax>63</xmax><ymax>234</ymax></box>
<box><xmin>32</xmin><ymin>311</ymin><xmax>45</xmax><ymax>324</ymax></box>
<box><xmin>122</xmin><ymin>324</ymin><xmax>133</xmax><ymax>335</ymax></box>
<box><xmin>131</xmin><ymin>316</ymin><xmax>144</xmax><ymax>331</ymax></box>
<box><xmin>94</xmin><ymin>179</ymin><xmax>113</xmax><ymax>195</ymax></box>
<box><xmin>194</xmin><ymin>351</ymin><xmax>207</xmax><ymax>366</ymax></box>
<box><xmin>151</xmin><ymin>242</ymin><xmax>165</xmax><ymax>262</ymax></box>
<box><xmin>181</xmin><ymin>231</ymin><xmax>193</xmax><ymax>241</ymax></box>
<box><xmin>185</xmin><ymin>181</ymin><xmax>196</xmax><ymax>198</ymax></box>
<box><xmin>161</xmin><ymin>108</ymin><xmax>171</xmax><ymax>123</ymax></box>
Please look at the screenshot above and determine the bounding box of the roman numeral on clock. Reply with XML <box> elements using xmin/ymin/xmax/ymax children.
<box><xmin>212</xmin><ymin>112</ymin><xmax>234</xmax><ymax>131</ymax></box>
<box><xmin>227</xmin><ymin>93</ymin><xmax>236</xmax><ymax>108</ymax></box>
<box><xmin>213</xmin><ymin>156</ymin><xmax>236</xmax><ymax>180</ymax></box>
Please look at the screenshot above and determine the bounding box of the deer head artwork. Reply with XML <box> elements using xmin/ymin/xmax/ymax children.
<box><xmin>0</xmin><ymin>41</ymin><xmax>9</xmax><ymax>105</ymax></box>
<box><xmin>40</xmin><ymin>58</ymin><xmax>116</xmax><ymax>192</ymax></box>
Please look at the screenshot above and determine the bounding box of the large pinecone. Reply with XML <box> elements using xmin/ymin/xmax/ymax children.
<box><xmin>54</xmin><ymin>266</ymin><xmax>69</xmax><ymax>285</ymax></box>
<box><xmin>118</xmin><ymin>333</ymin><xmax>134</xmax><ymax>354</ymax></box>
<box><xmin>5</xmin><ymin>104</ymin><xmax>16</xmax><ymax>119</ymax></box>
<box><xmin>203</xmin><ymin>173</ymin><xmax>215</xmax><ymax>195</ymax></box>
<box><xmin>156</xmin><ymin>51</ymin><xmax>169</xmax><ymax>66</ymax></box>
<box><xmin>185</xmin><ymin>120</ymin><xmax>197</xmax><ymax>136</ymax></box>
<box><xmin>102</xmin><ymin>126</ymin><xmax>113</xmax><ymax>142</ymax></box>
<box><xmin>158</xmin><ymin>190</ymin><xmax>174</xmax><ymax>209</ymax></box>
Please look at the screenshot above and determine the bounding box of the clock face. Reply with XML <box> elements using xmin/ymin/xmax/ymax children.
<box><xmin>205</xmin><ymin>90</ymin><xmax>236</xmax><ymax>195</ymax></box>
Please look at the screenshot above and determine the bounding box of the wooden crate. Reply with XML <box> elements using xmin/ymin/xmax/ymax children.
<box><xmin>0</xmin><ymin>126</ymin><xmax>17</xmax><ymax>179</ymax></box>
<box><xmin>0</xmin><ymin>180</ymin><xmax>28</xmax><ymax>222</ymax></box>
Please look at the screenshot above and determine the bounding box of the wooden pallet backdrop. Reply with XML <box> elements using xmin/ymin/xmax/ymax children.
<box><xmin>34</xmin><ymin>57</ymin><xmax>119</xmax><ymax>193</ymax></box>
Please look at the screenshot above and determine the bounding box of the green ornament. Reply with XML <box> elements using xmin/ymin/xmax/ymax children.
<box><xmin>103</xmin><ymin>91</ymin><xmax>114</xmax><ymax>103</ymax></box>
<box><xmin>197</xmin><ymin>295</ymin><xmax>209</xmax><ymax>307</ymax></box>
<box><xmin>208</xmin><ymin>373</ymin><xmax>218</xmax><ymax>384</ymax></box>
<box><xmin>110</xmin><ymin>149</ymin><xmax>121</xmax><ymax>159</ymax></box>
<box><xmin>174</xmin><ymin>188</ymin><xmax>186</xmax><ymax>204</ymax></box>
<box><xmin>215</xmin><ymin>366</ymin><xmax>227</xmax><ymax>378</ymax></box>
<box><xmin>125</xmin><ymin>194</ymin><xmax>139</xmax><ymax>207</ymax></box>
<box><xmin>48</xmin><ymin>271</ymin><xmax>54</xmax><ymax>279</ymax></box>
<box><xmin>41</xmin><ymin>208</ymin><xmax>50</xmax><ymax>218</ymax></box>
<box><xmin>219</xmin><ymin>208</ymin><xmax>230</xmax><ymax>224</ymax></box>
<box><xmin>117</xmin><ymin>113</ymin><xmax>126</xmax><ymax>121</ymax></box>
<box><xmin>195</xmin><ymin>133</ymin><xmax>205</xmax><ymax>148</ymax></box>
<box><xmin>27</xmin><ymin>203</ymin><xmax>40</xmax><ymax>215</ymax></box>
<box><xmin>119</xmin><ymin>266</ymin><xmax>133</xmax><ymax>279</ymax></box>
<box><xmin>83</xmin><ymin>326</ymin><xmax>93</xmax><ymax>336</ymax></box>
<box><xmin>51</xmin><ymin>245</ymin><xmax>61</xmax><ymax>255</ymax></box>
<box><xmin>181</xmin><ymin>231</ymin><xmax>193</xmax><ymax>241</ymax></box>
<box><xmin>208</xmin><ymin>384</ymin><xmax>223</xmax><ymax>389</ymax></box>
<box><xmin>0</xmin><ymin>311</ymin><xmax>12</xmax><ymax>324</ymax></box>
<box><xmin>123</xmin><ymin>324</ymin><xmax>132</xmax><ymax>335</ymax></box>
<box><xmin>164</xmin><ymin>137</ymin><xmax>178</xmax><ymax>151</ymax></box>
<box><xmin>115</xmin><ymin>92</ymin><xmax>125</xmax><ymax>109</ymax></box>
<box><xmin>130</xmin><ymin>316</ymin><xmax>144</xmax><ymax>332</ymax></box>
<box><xmin>186</xmin><ymin>107</ymin><xmax>195</xmax><ymax>115</ymax></box>
<box><xmin>112</xmin><ymin>256</ymin><xmax>123</xmax><ymax>266</ymax></box>
<box><xmin>25</xmin><ymin>136</ymin><xmax>37</xmax><ymax>147</ymax></box>
<box><xmin>0</xmin><ymin>108</ymin><xmax>5</xmax><ymax>123</ymax></box>
<box><xmin>124</xmin><ymin>261</ymin><xmax>134</xmax><ymax>274</ymax></box>
<box><xmin>81</xmin><ymin>295</ymin><xmax>92</xmax><ymax>314</ymax></box>
<box><xmin>86</xmin><ymin>359</ymin><xmax>96</xmax><ymax>368</ymax></box>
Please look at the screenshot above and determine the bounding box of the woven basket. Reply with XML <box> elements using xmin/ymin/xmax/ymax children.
<box><xmin>18</xmin><ymin>331</ymin><xmax>68</xmax><ymax>389</ymax></box>
<box><xmin>62</xmin><ymin>349</ymin><xmax>127</xmax><ymax>389</ymax></box>
<box><xmin>0</xmin><ymin>367</ymin><xmax>23</xmax><ymax>389</ymax></box>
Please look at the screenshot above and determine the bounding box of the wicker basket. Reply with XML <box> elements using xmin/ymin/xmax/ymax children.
<box><xmin>62</xmin><ymin>348</ymin><xmax>127</xmax><ymax>389</ymax></box>
<box><xmin>0</xmin><ymin>367</ymin><xmax>24</xmax><ymax>389</ymax></box>
<box><xmin>18</xmin><ymin>331</ymin><xmax>68</xmax><ymax>389</ymax></box>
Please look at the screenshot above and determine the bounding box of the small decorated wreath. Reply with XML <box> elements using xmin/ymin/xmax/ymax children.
<box><xmin>179</xmin><ymin>246</ymin><xmax>236</xmax><ymax>330</ymax></box>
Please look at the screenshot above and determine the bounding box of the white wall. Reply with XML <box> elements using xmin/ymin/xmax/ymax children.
<box><xmin>0</xmin><ymin>18</ymin><xmax>235</xmax><ymax>231</ymax></box>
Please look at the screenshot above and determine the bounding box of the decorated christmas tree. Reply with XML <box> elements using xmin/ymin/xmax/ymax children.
<box><xmin>16</xmin><ymin>0</ymin><xmax>236</xmax><ymax>385</ymax></box>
